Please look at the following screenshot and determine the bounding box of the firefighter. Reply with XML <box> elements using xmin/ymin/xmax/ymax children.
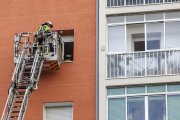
<box><xmin>36</xmin><ymin>21</ymin><xmax>53</xmax><ymax>45</ymax></box>
<box><xmin>35</xmin><ymin>21</ymin><xmax>54</xmax><ymax>53</ymax></box>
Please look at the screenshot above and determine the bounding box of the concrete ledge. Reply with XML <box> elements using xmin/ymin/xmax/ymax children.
<box><xmin>106</xmin><ymin>75</ymin><xmax>180</xmax><ymax>86</ymax></box>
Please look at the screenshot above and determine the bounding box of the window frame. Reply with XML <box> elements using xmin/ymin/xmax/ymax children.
<box><xmin>60</xmin><ymin>30</ymin><xmax>74</xmax><ymax>62</ymax></box>
<box><xmin>106</xmin><ymin>11</ymin><xmax>180</xmax><ymax>54</ymax></box>
<box><xmin>43</xmin><ymin>102</ymin><xmax>74</xmax><ymax>120</ymax></box>
<box><xmin>107</xmin><ymin>84</ymin><xmax>180</xmax><ymax>120</ymax></box>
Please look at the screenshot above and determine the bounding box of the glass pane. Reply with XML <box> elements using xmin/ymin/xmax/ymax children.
<box><xmin>166</xmin><ymin>11</ymin><xmax>180</xmax><ymax>19</ymax></box>
<box><xmin>146</xmin><ymin>22</ymin><xmax>164</xmax><ymax>50</ymax></box>
<box><xmin>126</xmin><ymin>0</ymin><xmax>141</xmax><ymax>5</ymax></box>
<box><xmin>137</xmin><ymin>0</ymin><xmax>144</xmax><ymax>4</ymax></box>
<box><xmin>111</xmin><ymin>0</ymin><xmax>124</xmax><ymax>6</ymax></box>
<box><xmin>108</xmin><ymin>26</ymin><xmax>125</xmax><ymax>52</ymax></box>
<box><xmin>126</xmin><ymin>24</ymin><xmax>145</xmax><ymax>52</ymax></box>
<box><xmin>147</xmin><ymin>85</ymin><xmax>165</xmax><ymax>93</ymax></box>
<box><xmin>148</xmin><ymin>96</ymin><xmax>166</xmax><ymax>120</ymax></box>
<box><xmin>127</xmin><ymin>97</ymin><xmax>145</xmax><ymax>120</ymax></box>
<box><xmin>126</xmin><ymin>14</ymin><xmax>144</xmax><ymax>22</ymax></box>
<box><xmin>108</xmin><ymin>54</ymin><xmax>126</xmax><ymax>78</ymax></box>
<box><xmin>146</xmin><ymin>0</ymin><xmax>163</xmax><ymax>4</ymax></box>
<box><xmin>110</xmin><ymin>54</ymin><xmax>116</xmax><ymax>78</ymax></box>
<box><xmin>146</xmin><ymin>13</ymin><xmax>164</xmax><ymax>21</ymax></box>
<box><xmin>127</xmin><ymin>86</ymin><xmax>145</xmax><ymax>94</ymax></box>
<box><xmin>165</xmin><ymin>21</ymin><xmax>180</xmax><ymax>48</ymax></box>
<box><xmin>168</xmin><ymin>95</ymin><xmax>180</xmax><ymax>120</ymax></box>
<box><xmin>118</xmin><ymin>0</ymin><xmax>125</xmax><ymax>6</ymax></box>
<box><xmin>168</xmin><ymin>84</ymin><xmax>180</xmax><ymax>92</ymax></box>
<box><xmin>107</xmin><ymin>0</ymin><xmax>111</xmax><ymax>6</ymax></box>
<box><xmin>107</xmin><ymin>87</ymin><xmax>125</xmax><ymax>95</ymax></box>
<box><xmin>107</xmin><ymin>16</ymin><xmax>124</xmax><ymax>23</ymax></box>
<box><xmin>107</xmin><ymin>55</ymin><xmax>111</xmax><ymax>78</ymax></box>
<box><xmin>108</xmin><ymin>98</ymin><xmax>125</xmax><ymax>120</ymax></box>
<box><xmin>46</xmin><ymin>106</ymin><xmax>73</xmax><ymax>120</ymax></box>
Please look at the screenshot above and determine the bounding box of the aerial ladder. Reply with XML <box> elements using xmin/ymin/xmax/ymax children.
<box><xmin>1</xmin><ymin>31</ymin><xmax>63</xmax><ymax>120</ymax></box>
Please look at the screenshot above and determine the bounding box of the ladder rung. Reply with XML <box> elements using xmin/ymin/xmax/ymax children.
<box><xmin>23</xmin><ymin>69</ymin><xmax>31</xmax><ymax>72</ymax></box>
<box><xmin>22</xmin><ymin>73</ymin><xmax>31</xmax><ymax>75</ymax></box>
<box><xmin>20</xmin><ymin>78</ymin><xmax>31</xmax><ymax>81</ymax></box>
<box><xmin>17</xmin><ymin>86</ymin><xmax>27</xmax><ymax>89</ymax></box>
<box><xmin>24</xmin><ymin>62</ymin><xmax>33</xmax><ymax>65</ymax></box>
<box><xmin>21</xmin><ymin>76</ymin><xmax>31</xmax><ymax>79</ymax></box>
<box><xmin>13</xmin><ymin>105</ymin><xmax>21</xmax><ymax>108</ymax></box>
<box><xmin>10</xmin><ymin>116</ymin><xmax>18</xmax><ymax>119</ymax></box>
<box><xmin>17</xmin><ymin>89</ymin><xmax>26</xmax><ymax>93</ymax></box>
<box><xmin>15</xmin><ymin>100</ymin><xmax>23</xmax><ymax>103</ymax></box>
<box><xmin>23</xmin><ymin>69</ymin><xmax>31</xmax><ymax>71</ymax></box>
<box><xmin>20</xmin><ymin>77</ymin><xmax>31</xmax><ymax>79</ymax></box>
<box><xmin>18</xmin><ymin>83</ymin><xmax>29</xmax><ymax>86</ymax></box>
<box><xmin>16</xmin><ymin>95</ymin><xmax>24</xmax><ymax>99</ymax></box>
<box><xmin>19</xmin><ymin>80</ymin><xmax>30</xmax><ymax>82</ymax></box>
<box><xmin>15</xmin><ymin>96</ymin><xmax>24</xmax><ymax>99</ymax></box>
<box><xmin>22</xmin><ymin>71</ymin><xmax>31</xmax><ymax>73</ymax></box>
<box><xmin>11</xmin><ymin>110</ymin><xmax>20</xmax><ymax>113</ymax></box>
<box><xmin>17</xmin><ymin>91</ymin><xmax>25</xmax><ymax>95</ymax></box>
<box><xmin>24</xmin><ymin>64</ymin><xmax>33</xmax><ymax>67</ymax></box>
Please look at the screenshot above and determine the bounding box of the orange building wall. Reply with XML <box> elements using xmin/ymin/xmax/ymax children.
<box><xmin>0</xmin><ymin>0</ymin><xmax>96</xmax><ymax>119</ymax></box>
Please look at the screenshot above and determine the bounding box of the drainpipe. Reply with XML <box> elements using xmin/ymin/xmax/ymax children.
<box><xmin>96</xmin><ymin>0</ymin><xmax>99</xmax><ymax>120</ymax></box>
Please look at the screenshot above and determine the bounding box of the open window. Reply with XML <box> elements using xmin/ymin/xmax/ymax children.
<box><xmin>132</xmin><ymin>33</ymin><xmax>145</xmax><ymax>51</ymax></box>
<box><xmin>127</xmin><ymin>24</ymin><xmax>145</xmax><ymax>52</ymax></box>
<box><xmin>57</xmin><ymin>29</ymin><xmax>74</xmax><ymax>62</ymax></box>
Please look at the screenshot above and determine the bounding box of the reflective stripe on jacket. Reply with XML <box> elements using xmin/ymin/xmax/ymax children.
<box><xmin>38</xmin><ymin>25</ymin><xmax>51</xmax><ymax>32</ymax></box>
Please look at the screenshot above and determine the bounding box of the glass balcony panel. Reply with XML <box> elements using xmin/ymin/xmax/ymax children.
<box><xmin>107</xmin><ymin>55</ymin><xmax>111</xmax><ymax>78</ymax></box>
<box><xmin>146</xmin><ymin>51</ymin><xmax>161</xmax><ymax>76</ymax></box>
<box><xmin>110</xmin><ymin>54</ymin><xmax>116</xmax><ymax>78</ymax></box>
<box><xmin>127</xmin><ymin>52</ymin><xmax>145</xmax><ymax>77</ymax></box>
<box><xmin>107</xmin><ymin>0</ymin><xmax>179</xmax><ymax>7</ymax></box>
<box><xmin>107</xmin><ymin>0</ymin><xmax>111</xmax><ymax>7</ymax></box>
<box><xmin>107</xmin><ymin>49</ymin><xmax>180</xmax><ymax>79</ymax></box>
<box><xmin>117</xmin><ymin>54</ymin><xmax>126</xmax><ymax>77</ymax></box>
<box><xmin>107</xmin><ymin>54</ymin><xmax>126</xmax><ymax>78</ymax></box>
<box><xmin>166</xmin><ymin>50</ymin><xmax>180</xmax><ymax>75</ymax></box>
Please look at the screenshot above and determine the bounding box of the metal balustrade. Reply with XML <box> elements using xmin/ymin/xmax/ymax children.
<box><xmin>107</xmin><ymin>0</ymin><xmax>180</xmax><ymax>7</ymax></box>
<box><xmin>107</xmin><ymin>49</ymin><xmax>180</xmax><ymax>78</ymax></box>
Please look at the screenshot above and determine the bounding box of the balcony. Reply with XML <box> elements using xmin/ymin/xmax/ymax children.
<box><xmin>107</xmin><ymin>49</ymin><xmax>180</xmax><ymax>79</ymax></box>
<box><xmin>107</xmin><ymin>0</ymin><xmax>180</xmax><ymax>7</ymax></box>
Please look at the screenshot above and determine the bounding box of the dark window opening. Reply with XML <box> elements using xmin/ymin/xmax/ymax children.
<box><xmin>134</xmin><ymin>41</ymin><xmax>145</xmax><ymax>51</ymax></box>
<box><xmin>64</xmin><ymin>42</ymin><xmax>74</xmax><ymax>61</ymax></box>
<box><xmin>56</xmin><ymin>29</ymin><xmax>74</xmax><ymax>62</ymax></box>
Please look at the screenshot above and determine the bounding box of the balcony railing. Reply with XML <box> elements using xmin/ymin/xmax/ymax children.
<box><xmin>107</xmin><ymin>49</ymin><xmax>180</xmax><ymax>79</ymax></box>
<box><xmin>107</xmin><ymin>0</ymin><xmax>180</xmax><ymax>7</ymax></box>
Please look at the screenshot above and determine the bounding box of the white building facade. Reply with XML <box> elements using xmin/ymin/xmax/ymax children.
<box><xmin>98</xmin><ymin>1</ymin><xmax>180</xmax><ymax>120</ymax></box>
